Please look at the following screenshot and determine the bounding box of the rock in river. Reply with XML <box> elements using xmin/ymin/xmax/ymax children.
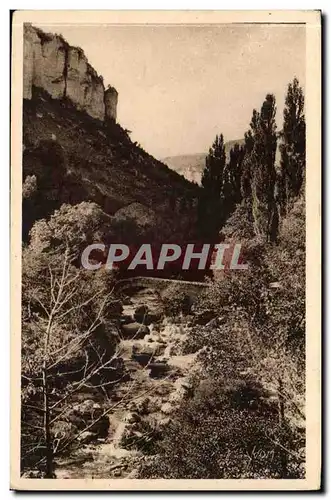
<box><xmin>121</xmin><ymin>322</ymin><xmax>149</xmax><ymax>339</ymax></box>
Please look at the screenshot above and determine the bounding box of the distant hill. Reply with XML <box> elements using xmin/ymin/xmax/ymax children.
<box><xmin>163</xmin><ymin>139</ymin><xmax>245</xmax><ymax>184</ymax></box>
<box><xmin>163</xmin><ymin>137</ymin><xmax>282</xmax><ymax>184</ymax></box>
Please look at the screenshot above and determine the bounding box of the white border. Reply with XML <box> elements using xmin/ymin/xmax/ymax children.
<box><xmin>4</xmin><ymin>3</ymin><xmax>325</xmax><ymax>497</ymax></box>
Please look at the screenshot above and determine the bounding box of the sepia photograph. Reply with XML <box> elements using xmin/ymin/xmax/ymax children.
<box><xmin>10</xmin><ymin>10</ymin><xmax>321</xmax><ymax>490</ymax></box>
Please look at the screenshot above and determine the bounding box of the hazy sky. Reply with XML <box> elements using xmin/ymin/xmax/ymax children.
<box><xmin>36</xmin><ymin>23</ymin><xmax>306</xmax><ymax>159</ymax></box>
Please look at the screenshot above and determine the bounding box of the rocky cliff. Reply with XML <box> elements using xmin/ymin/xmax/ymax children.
<box><xmin>22</xmin><ymin>24</ymin><xmax>200</xmax><ymax>249</ymax></box>
<box><xmin>104</xmin><ymin>86</ymin><xmax>118</xmax><ymax>122</ymax></box>
<box><xmin>23</xmin><ymin>24</ymin><xmax>117</xmax><ymax>122</ymax></box>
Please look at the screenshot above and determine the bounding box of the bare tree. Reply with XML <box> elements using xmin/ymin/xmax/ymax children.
<box><xmin>21</xmin><ymin>247</ymin><xmax>123</xmax><ymax>476</ymax></box>
<box><xmin>21</xmin><ymin>245</ymin><xmax>164</xmax><ymax>477</ymax></box>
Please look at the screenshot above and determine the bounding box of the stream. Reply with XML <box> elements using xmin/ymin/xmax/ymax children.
<box><xmin>55</xmin><ymin>286</ymin><xmax>198</xmax><ymax>479</ymax></box>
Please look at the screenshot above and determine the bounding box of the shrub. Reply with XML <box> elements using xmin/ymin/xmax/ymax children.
<box><xmin>161</xmin><ymin>284</ymin><xmax>192</xmax><ymax>316</ymax></box>
<box><xmin>140</xmin><ymin>374</ymin><xmax>303</xmax><ymax>479</ymax></box>
<box><xmin>144</xmin><ymin>195</ymin><xmax>306</xmax><ymax>480</ymax></box>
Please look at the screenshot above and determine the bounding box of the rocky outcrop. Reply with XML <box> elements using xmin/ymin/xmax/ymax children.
<box><xmin>66</xmin><ymin>47</ymin><xmax>105</xmax><ymax>120</ymax></box>
<box><xmin>105</xmin><ymin>86</ymin><xmax>118</xmax><ymax>122</ymax></box>
<box><xmin>23</xmin><ymin>24</ymin><xmax>118</xmax><ymax>122</ymax></box>
<box><xmin>23</xmin><ymin>24</ymin><xmax>66</xmax><ymax>100</ymax></box>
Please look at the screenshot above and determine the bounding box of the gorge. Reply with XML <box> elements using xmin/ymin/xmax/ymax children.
<box><xmin>20</xmin><ymin>23</ymin><xmax>306</xmax><ymax>481</ymax></box>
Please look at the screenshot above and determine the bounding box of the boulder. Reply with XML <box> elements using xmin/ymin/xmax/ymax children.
<box><xmin>107</xmin><ymin>300</ymin><xmax>123</xmax><ymax>318</ymax></box>
<box><xmin>52</xmin><ymin>420</ymin><xmax>76</xmax><ymax>442</ymax></box>
<box><xmin>133</xmin><ymin>305</ymin><xmax>148</xmax><ymax>323</ymax></box>
<box><xmin>123</xmin><ymin>411</ymin><xmax>140</xmax><ymax>424</ymax></box>
<box><xmin>68</xmin><ymin>400</ymin><xmax>109</xmax><ymax>438</ymax></box>
<box><xmin>77</xmin><ymin>431</ymin><xmax>98</xmax><ymax>444</ymax></box>
<box><xmin>193</xmin><ymin>309</ymin><xmax>216</xmax><ymax>325</ymax></box>
<box><xmin>120</xmin><ymin>314</ymin><xmax>135</xmax><ymax>325</ymax></box>
<box><xmin>122</xmin><ymin>296</ymin><xmax>132</xmax><ymax>305</ymax></box>
<box><xmin>121</xmin><ymin>322</ymin><xmax>149</xmax><ymax>339</ymax></box>
<box><xmin>181</xmin><ymin>380</ymin><xmax>194</xmax><ymax>392</ymax></box>
<box><xmin>132</xmin><ymin>344</ymin><xmax>155</xmax><ymax>367</ymax></box>
<box><xmin>134</xmin><ymin>305</ymin><xmax>163</xmax><ymax>325</ymax></box>
<box><xmin>149</xmin><ymin>362</ymin><xmax>169</xmax><ymax>379</ymax></box>
<box><xmin>146</xmin><ymin>310</ymin><xmax>163</xmax><ymax>324</ymax></box>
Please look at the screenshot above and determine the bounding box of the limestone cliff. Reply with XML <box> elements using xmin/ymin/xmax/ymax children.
<box><xmin>23</xmin><ymin>24</ymin><xmax>66</xmax><ymax>100</ymax></box>
<box><xmin>104</xmin><ymin>86</ymin><xmax>118</xmax><ymax>122</ymax></box>
<box><xmin>23</xmin><ymin>24</ymin><xmax>117</xmax><ymax>122</ymax></box>
<box><xmin>22</xmin><ymin>25</ymin><xmax>200</xmax><ymax>246</ymax></box>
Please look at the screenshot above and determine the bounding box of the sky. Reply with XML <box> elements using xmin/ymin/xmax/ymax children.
<box><xmin>36</xmin><ymin>23</ymin><xmax>306</xmax><ymax>159</ymax></box>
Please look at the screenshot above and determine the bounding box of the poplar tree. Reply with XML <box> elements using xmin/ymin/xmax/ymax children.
<box><xmin>240</xmin><ymin>110</ymin><xmax>260</xmax><ymax>202</ymax></box>
<box><xmin>250</xmin><ymin>94</ymin><xmax>279</xmax><ymax>242</ymax></box>
<box><xmin>201</xmin><ymin>134</ymin><xmax>226</xmax><ymax>198</ymax></box>
<box><xmin>199</xmin><ymin>134</ymin><xmax>226</xmax><ymax>237</ymax></box>
<box><xmin>279</xmin><ymin>78</ymin><xmax>306</xmax><ymax>213</ymax></box>
<box><xmin>223</xmin><ymin>142</ymin><xmax>245</xmax><ymax>208</ymax></box>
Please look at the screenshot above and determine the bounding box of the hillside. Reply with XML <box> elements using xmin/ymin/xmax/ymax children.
<box><xmin>162</xmin><ymin>139</ymin><xmax>245</xmax><ymax>184</ymax></box>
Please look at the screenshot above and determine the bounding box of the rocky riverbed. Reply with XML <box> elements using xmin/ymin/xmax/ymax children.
<box><xmin>54</xmin><ymin>286</ymin><xmax>200</xmax><ymax>479</ymax></box>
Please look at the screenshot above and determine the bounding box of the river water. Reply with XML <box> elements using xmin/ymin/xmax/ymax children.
<box><xmin>55</xmin><ymin>286</ymin><xmax>198</xmax><ymax>479</ymax></box>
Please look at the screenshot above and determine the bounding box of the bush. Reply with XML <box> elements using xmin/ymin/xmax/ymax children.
<box><xmin>140</xmin><ymin>374</ymin><xmax>303</xmax><ymax>479</ymax></box>
<box><xmin>142</xmin><ymin>196</ymin><xmax>306</xmax><ymax>479</ymax></box>
<box><xmin>120</xmin><ymin>419</ymin><xmax>162</xmax><ymax>455</ymax></box>
<box><xmin>161</xmin><ymin>284</ymin><xmax>192</xmax><ymax>316</ymax></box>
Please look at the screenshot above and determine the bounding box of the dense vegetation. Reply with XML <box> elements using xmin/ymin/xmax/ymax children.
<box><xmin>139</xmin><ymin>78</ymin><xmax>306</xmax><ymax>479</ymax></box>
